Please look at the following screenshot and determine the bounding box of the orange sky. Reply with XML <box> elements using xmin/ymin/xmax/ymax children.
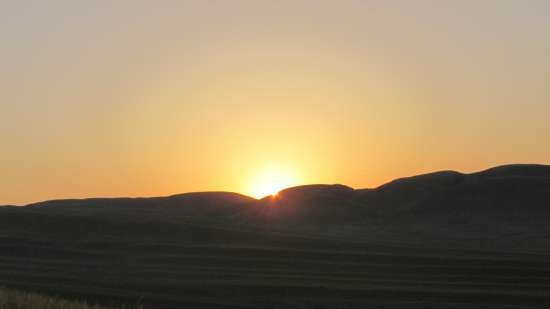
<box><xmin>1</xmin><ymin>1</ymin><xmax>550</xmax><ymax>205</ymax></box>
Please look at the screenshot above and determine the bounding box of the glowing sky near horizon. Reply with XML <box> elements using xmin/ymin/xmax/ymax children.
<box><xmin>1</xmin><ymin>1</ymin><xmax>550</xmax><ymax>205</ymax></box>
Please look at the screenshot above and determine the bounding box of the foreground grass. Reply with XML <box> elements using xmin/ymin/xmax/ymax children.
<box><xmin>0</xmin><ymin>288</ymin><xmax>130</xmax><ymax>309</ymax></box>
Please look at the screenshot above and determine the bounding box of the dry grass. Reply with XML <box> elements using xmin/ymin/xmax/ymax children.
<box><xmin>0</xmin><ymin>288</ymin><xmax>132</xmax><ymax>309</ymax></box>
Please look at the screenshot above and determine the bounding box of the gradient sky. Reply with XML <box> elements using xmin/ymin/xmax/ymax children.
<box><xmin>2</xmin><ymin>1</ymin><xmax>550</xmax><ymax>205</ymax></box>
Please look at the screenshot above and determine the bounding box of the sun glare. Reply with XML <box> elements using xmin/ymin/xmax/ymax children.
<box><xmin>248</xmin><ymin>166</ymin><xmax>299</xmax><ymax>199</ymax></box>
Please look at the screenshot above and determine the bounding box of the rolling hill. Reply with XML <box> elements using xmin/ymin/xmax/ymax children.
<box><xmin>2</xmin><ymin>164</ymin><xmax>550</xmax><ymax>308</ymax></box>
<box><xmin>14</xmin><ymin>164</ymin><xmax>550</xmax><ymax>228</ymax></box>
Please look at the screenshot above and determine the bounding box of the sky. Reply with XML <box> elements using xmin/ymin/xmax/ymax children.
<box><xmin>1</xmin><ymin>1</ymin><xmax>550</xmax><ymax>204</ymax></box>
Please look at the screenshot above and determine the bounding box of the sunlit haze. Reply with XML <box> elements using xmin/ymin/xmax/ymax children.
<box><xmin>1</xmin><ymin>1</ymin><xmax>550</xmax><ymax>205</ymax></box>
<box><xmin>248</xmin><ymin>165</ymin><xmax>300</xmax><ymax>198</ymax></box>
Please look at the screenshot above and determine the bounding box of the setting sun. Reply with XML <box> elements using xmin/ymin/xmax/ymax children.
<box><xmin>248</xmin><ymin>166</ymin><xmax>300</xmax><ymax>199</ymax></box>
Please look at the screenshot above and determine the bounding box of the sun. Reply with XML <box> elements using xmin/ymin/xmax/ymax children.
<box><xmin>248</xmin><ymin>166</ymin><xmax>299</xmax><ymax>199</ymax></box>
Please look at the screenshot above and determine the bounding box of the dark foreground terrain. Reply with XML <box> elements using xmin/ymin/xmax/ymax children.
<box><xmin>2</xmin><ymin>164</ymin><xmax>550</xmax><ymax>308</ymax></box>
<box><xmin>0</xmin><ymin>287</ymin><xmax>127</xmax><ymax>309</ymax></box>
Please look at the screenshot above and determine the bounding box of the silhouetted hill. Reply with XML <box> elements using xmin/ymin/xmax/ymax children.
<box><xmin>9</xmin><ymin>164</ymin><xmax>550</xmax><ymax>227</ymax></box>
<box><xmin>474</xmin><ymin>164</ymin><xmax>550</xmax><ymax>178</ymax></box>
<box><xmin>357</xmin><ymin>164</ymin><xmax>550</xmax><ymax>226</ymax></box>
<box><xmin>3</xmin><ymin>164</ymin><xmax>550</xmax><ymax>309</ymax></box>
<box><xmin>252</xmin><ymin>184</ymin><xmax>360</xmax><ymax>223</ymax></box>
<box><xmin>27</xmin><ymin>191</ymin><xmax>254</xmax><ymax>210</ymax></box>
<box><xmin>25</xmin><ymin>192</ymin><xmax>255</xmax><ymax>221</ymax></box>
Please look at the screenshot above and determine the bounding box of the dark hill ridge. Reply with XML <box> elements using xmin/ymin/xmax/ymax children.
<box><xmin>25</xmin><ymin>191</ymin><xmax>254</xmax><ymax>209</ymax></box>
<box><xmin>252</xmin><ymin>184</ymin><xmax>360</xmax><ymax>223</ymax></box>
<box><xmin>23</xmin><ymin>192</ymin><xmax>255</xmax><ymax>222</ymax></box>
<box><xmin>359</xmin><ymin>164</ymin><xmax>550</xmax><ymax>219</ymax></box>
<box><xmin>7</xmin><ymin>164</ymin><xmax>550</xmax><ymax>226</ymax></box>
<box><xmin>474</xmin><ymin>164</ymin><xmax>550</xmax><ymax>178</ymax></box>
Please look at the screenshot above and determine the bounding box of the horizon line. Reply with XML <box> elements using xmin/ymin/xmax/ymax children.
<box><xmin>2</xmin><ymin>163</ymin><xmax>547</xmax><ymax>207</ymax></box>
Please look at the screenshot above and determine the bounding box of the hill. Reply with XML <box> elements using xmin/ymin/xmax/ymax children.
<box><xmin>2</xmin><ymin>164</ymin><xmax>550</xmax><ymax>308</ymax></box>
<box><xmin>357</xmin><ymin>164</ymin><xmax>550</xmax><ymax>224</ymax></box>
<box><xmin>16</xmin><ymin>164</ymin><xmax>550</xmax><ymax>227</ymax></box>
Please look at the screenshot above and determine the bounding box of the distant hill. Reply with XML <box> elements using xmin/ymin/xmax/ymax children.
<box><xmin>253</xmin><ymin>184</ymin><xmax>358</xmax><ymax>223</ymax></box>
<box><xmin>24</xmin><ymin>192</ymin><xmax>254</xmax><ymax>219</ymax></box>
<box><xmin>8</xmin><ymin>164</ymin><xmax>550</xmax><ymax>227</ymax></box>
<box><xmin>357</xmin><ymin>164</ymin><xmax>550</xmax><ymax>224</ymax></box>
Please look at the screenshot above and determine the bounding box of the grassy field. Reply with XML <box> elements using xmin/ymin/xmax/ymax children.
<box><xmin>2</xmin><ymin>208</ymin><xmax>550</xmax><ymax>309</ymax></box>
<box><xmin>0</xmin><ymin>287</ymin><xmax>130</xmax><ymax>309</ymax></box>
